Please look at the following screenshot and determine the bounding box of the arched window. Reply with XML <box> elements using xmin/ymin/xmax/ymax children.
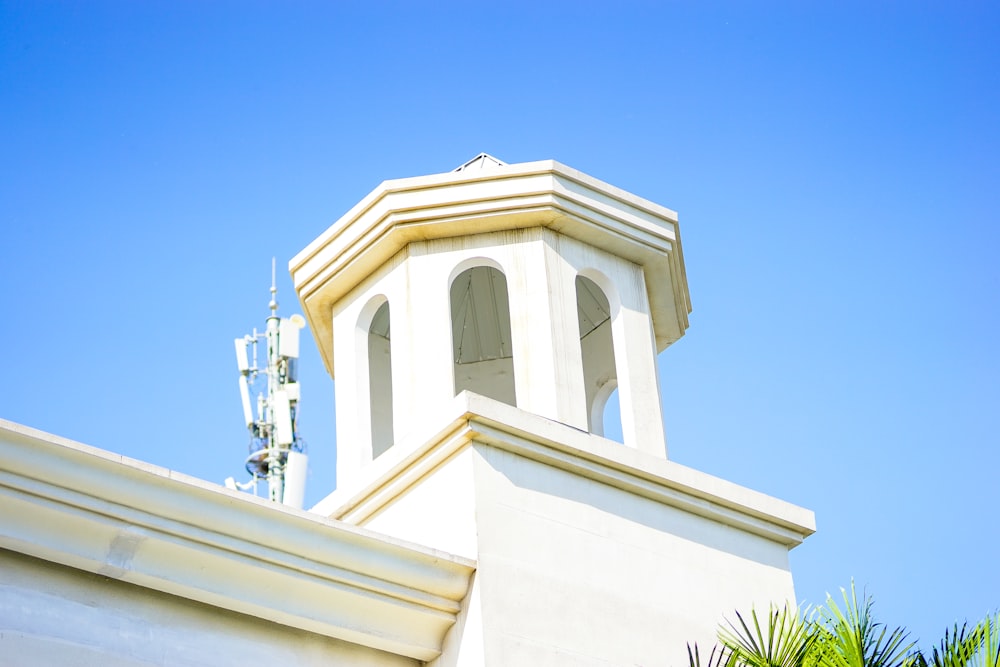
<box><xmin>367</xmin><ymin>301</ymin><xmax>394</xmax><ymax>458</ymax></box>
<box><xmin>576</xmin><ymin>275</ymin><xmax>621</xmax><ymax>439</ymax></box>
<box><xmin>601</xmin><ymin>386</ymin><xmax>624</xmax><ymax>443</ymax></box>
<box><xmin>450</xmin><ymin>265</ymin><xmax>516</xmax><ymax>406</ymax></box>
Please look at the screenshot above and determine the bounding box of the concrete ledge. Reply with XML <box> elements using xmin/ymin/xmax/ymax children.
<box><xmin>0</xmin><ymin>419</ymin><xmax>476</xmax><ymax>662</ymax></box>
<box><xmin>315</xmin><ymin>392</ymin><xmax>816</xmax><ymax>547</ymax></box>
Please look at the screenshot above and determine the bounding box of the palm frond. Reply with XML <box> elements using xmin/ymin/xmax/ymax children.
<box><xmin>920</xmin><ymin>623</ymin><xmax>980</xmax><ymax>667</ymax></box>
<box><xmin>816</xmin><ymin>581</ymin><xmax>915</xmax><ymax>667</ymax></box>
<box><xmin>718</xmin><ymin>605</ymin><xmax>816</xmax><ymax>667</ymax></box>
<box><xmin>690</xmin><ymin>642</ymin><xmax>739</xmax><ymax>667</ymax></box>
<box><xmin>970</xmin><ymin>612</ymin><xmax>1000</xmax><ymax>667</ymax></box>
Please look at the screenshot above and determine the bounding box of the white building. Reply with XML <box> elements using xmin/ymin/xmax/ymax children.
<box><xmin>0</xmin><ymin>155</ymin><xmax>814</xmax><ymax>666</ymax></box>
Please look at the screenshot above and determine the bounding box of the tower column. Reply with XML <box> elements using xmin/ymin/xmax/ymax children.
<box><xmin>506</xmin><ymin>234</ymin><xmax>589</xmax><ymax>431</ymax></box>
<box><xmin>331</xmin><ymin>298</ymin><xmax>364</xmax><ymax>489</ymax></box>
<box><xmin>391</xmin><ymin>244</ymin><xmax>458</xmax><ymax>437</ymax></box>
<box><xmin>612</xmin><ymin>266</ymin><xmax>668</xmax><ymax>457</ymax></box>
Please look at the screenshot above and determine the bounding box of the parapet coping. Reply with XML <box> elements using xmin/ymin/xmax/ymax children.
<box><xmin>314</xmin><ymin>392</ymin><xmax>816</xmax><ymax>548</ymax></box>
<box><xmin>0</xmin><ymin>419</ymin><xmax>475</xmax><ymax>662</ymax></box>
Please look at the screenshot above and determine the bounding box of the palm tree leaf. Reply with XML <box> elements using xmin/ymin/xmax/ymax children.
<box><xmin>815</xmin><ymin>581</ymin><xmax>915</xmax><ymax>667</ymax></box>
<box><xmin>689</xmin><ymin>642</ymin><xmax>740</xmax><ymax>667</ymax></box>
<box><xmin>971</xmin><ymin>612</ymin><xmax>1000</xmax><ymax>667</ymax></box>
<box><xmin>719</xmin><ymin>605</ymin><xmax>816</xmax><ymax>667</ymax></box>
<box><xmin>923</xmin><ymin>623</ymin><xmax>978</xmax><ymax>667</ymax></box>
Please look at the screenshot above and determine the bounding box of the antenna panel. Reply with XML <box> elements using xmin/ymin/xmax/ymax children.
<box><xmin>230</xmin><ymin>264</ymin><xmax>308</xmax><ymax>503</ymax></box>
<box><xmin>279</xmin><ymin>319</ymin><xmax>300</xmax><ymax>358</ymax></box>
<box><xmin>283</xmin><ymin>451</ymin><xmax>308</xmax><ymax>509</ymax></box>
<box><xmin>238</xmin><ymin>375</ymin><xmax>254</xmax><ymax>427</ymax></box>
<box><xmin>234</xmin><ymin>338</ymin><xmax>250</xmax><ymax>372</ymax></box>
<box><xmin>273</xmin><ymin>390</ymin><xmax>294</xmax><ymax>445</ymax></box>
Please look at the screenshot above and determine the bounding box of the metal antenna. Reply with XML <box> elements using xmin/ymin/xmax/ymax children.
<box><xmin>269</xmin><ymin>257</ymin><xmax>278</xmax><ymax>315</ymax></box>
<box><xmin>226</xmin><ymin>259</ymin><xmax>309</xmax><ymax>508</ymax></box>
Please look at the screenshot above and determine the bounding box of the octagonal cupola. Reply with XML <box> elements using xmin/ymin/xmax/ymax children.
<box><xmin>291</xmin><ymin>155</ymin><xmax>691</xmax><ymax>488</ymax></box>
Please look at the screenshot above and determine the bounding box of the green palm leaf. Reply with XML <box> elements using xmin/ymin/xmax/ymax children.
<box><xmin>970</xmin><ymin>612</ymin><xmax>1000</xmax><ymax>667</ymax></box>
<box><xmin>915</xmin><ymin>623</ymin><xmax>980</xmax><ymax>667</ymax></box>
<box><xmin>815</xmin><ymin>582</ymin><xmax>915</xmax><ymax>667</ymax></box>
<box><xmin>685</xmin><ymin>585</ymin><xmax>995</xmax><ymax>667</ymax></box>
<box><xmin>718</xmin><ymin>605</ymin><xmax>816</xmax><ymax>667</ymax></box>
<box><xmin>689</xmin><ymin>642</ymin><xmax>739</xmax><ymax>667</ymax></box>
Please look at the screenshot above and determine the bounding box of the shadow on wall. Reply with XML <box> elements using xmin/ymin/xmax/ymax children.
<box><xmin>479</xmin><ymin>442</ymin><xmax>790</xmax><ymax>570</ymax></box>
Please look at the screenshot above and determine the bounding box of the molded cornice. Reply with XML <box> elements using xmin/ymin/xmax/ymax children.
<box><xmin>316</xmin><ymin>393</ymin><xmax>816</xmax><ymax>548</ymax></box>
<box><xmin>0</xmin><ymin>419</ymin><xmax>475</xmax><ymax>661</ymax></box>
<box><xmin>290</xmin><ymin>160</ymin><xmax>691</xmax><ymax>376</ymax></box>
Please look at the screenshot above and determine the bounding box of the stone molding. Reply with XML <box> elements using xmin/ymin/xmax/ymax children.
<box><xmin>290</xmin><ymin>160</ymin><xmax>691</xmax><ymax>376</ymax></box>
<box><xmin>315</xmin><ymin>392</ymin><xmax>816</xmax><ymax>548</ymax></box>
<box><xmin>0</xmin><ymin>419</ymin><xmax>475</xmax><ymax>661</ymax></box>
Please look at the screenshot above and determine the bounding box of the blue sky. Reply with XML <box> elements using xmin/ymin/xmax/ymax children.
<box><xmin>2</xmin><ymin>1</ymin><xmax>997</xmax><ymax>652</ymax></box>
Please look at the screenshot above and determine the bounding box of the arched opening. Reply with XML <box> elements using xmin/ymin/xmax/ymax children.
<box><xmin>450</xmin><ymin>265</ymin><xmax>516</xmax><ymax>406</ymax></box>
<box><xmin>367</xmin><ymin>301</ymin><xmax>394</xmax><ymax>458</ymax></box>
<box><xmin>601</xmin><ymin>386</ymin><xmax>624</xmax><ymax>443</ymax></box>
<box><xmin>576</xmin><ymin>275</ymin><xmax>621</xmax><ymax>438</ymax></box>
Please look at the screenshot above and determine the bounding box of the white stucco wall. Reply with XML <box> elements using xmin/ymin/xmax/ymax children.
<box><xmin>471</xmin><ymin>445</ymin><xmax>797</xmax><ymax>667</ymax></box>
<box><xmin>324</xmin><ymin>395</ymin><xmax>814</xmax><ymax>667</ymax></box>
<box><xmin>364</xmin><ymin>446</ymin><xmax>481</xmax><ymax>561</ymax></box>
<box><xmin>0</xmin><ymin>548</ymin><xmax>416</xmax><ymax>667</ymax></box>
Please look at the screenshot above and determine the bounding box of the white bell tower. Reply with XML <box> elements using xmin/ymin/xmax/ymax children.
<box><xmin>292</xmin><ymin>154</ymin><xmax>689</xmax><ymax>486</ymax></box>
<box><xmin>291</xmin><ymin>155</ymin><xmax>813</xmax><ymax>667</ymax></box>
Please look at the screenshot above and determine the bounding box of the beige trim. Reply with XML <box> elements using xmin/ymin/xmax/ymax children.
<box><xmin>0</xmin><ymin>419</ymin><xmax>475</xmax><ymax>661</ymax></box>
<box><xmin>290</xmin><ymin>160</ymin><xmax>691</xmax><ymax>376</ymax></box>
<box><xmin>315</xmin><ymin>393</ymin><xmax>816</xmax><ymax>548</ymax></box>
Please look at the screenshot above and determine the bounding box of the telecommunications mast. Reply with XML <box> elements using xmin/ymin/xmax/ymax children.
<box><xmin>226</xmin><ymin>259</ymin><xmax>309</xmax><ymax>508</ymax></box>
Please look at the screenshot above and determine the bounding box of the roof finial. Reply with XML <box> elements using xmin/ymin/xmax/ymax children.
<box><xmin>453</xmin><ymin>152</ymin><xmax>507</xmax><ymax>172</ymax></box>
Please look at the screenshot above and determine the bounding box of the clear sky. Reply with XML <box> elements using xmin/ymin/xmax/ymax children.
<box><xmin>2</xmin><ymin>1</ymin><xmax>997</xmax><ymax>654</ymax></box>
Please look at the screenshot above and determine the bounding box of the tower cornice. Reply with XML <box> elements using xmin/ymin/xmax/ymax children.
<box><xmin>290</xmin><ymin>159</ymin><xmax>691</xmax><ymax>377</ymax></box>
